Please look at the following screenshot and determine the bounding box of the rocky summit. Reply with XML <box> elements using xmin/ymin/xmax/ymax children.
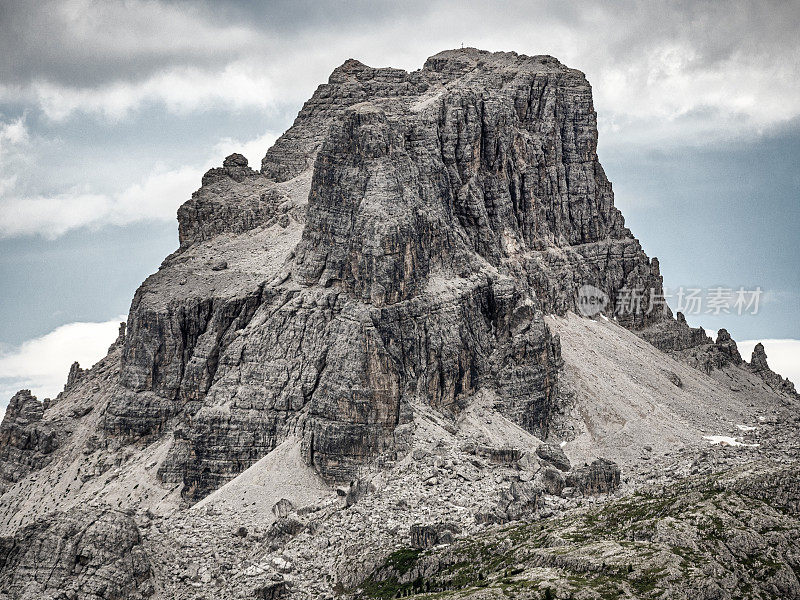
<box><xmin>0</xmin><ymin>48</ymin><xmax>798</xmax><ymax>600</ymax></box>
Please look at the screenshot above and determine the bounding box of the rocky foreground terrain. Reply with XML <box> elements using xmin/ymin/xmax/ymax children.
<box><xmin>0</xmin><ymin>48</ymin><xmax>797</xmax><ymax>600</ymax></box>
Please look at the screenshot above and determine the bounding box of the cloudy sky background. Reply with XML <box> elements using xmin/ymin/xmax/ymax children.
<box><xmin>1</xmin><ymin>0</ymin><xmax>798</xmax><ymax>403</ymax></box>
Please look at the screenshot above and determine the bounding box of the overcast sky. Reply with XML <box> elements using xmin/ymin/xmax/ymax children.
<box><xmin>1</xmin><ymin>0</ymin><xmax>798</xmax><ymax>402</ymax></box>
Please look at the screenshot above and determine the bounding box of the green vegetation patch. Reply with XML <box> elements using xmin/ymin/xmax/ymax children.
<box><xmin>357</xmin><ymin>464</ymin><xmax>800</xmax><ymax>599</ymax></box>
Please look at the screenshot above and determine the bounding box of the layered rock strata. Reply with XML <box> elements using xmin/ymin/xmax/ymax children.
<box><xmin>0</xmin><ymin>391</ymin><xmax>60</xmax><ymax>493</ymax></box>
<box><xmin>0</xmin><ymin>507</ymin><xmax>154</xmax><ymax>599</ymax></box>
<box><xmin>101</xmin><ymin>49</ymin><xmax>667</xmax><ymax>499</ymax></box>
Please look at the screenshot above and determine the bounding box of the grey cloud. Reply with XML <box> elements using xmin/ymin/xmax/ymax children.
<box><xmin>0</xmin><ymin>0</ymin><xmax>254</xmax><ymax>87</ymax></box>
<box><xmin>600</xmin><ymin>0</ymin><xmax>800</xmax><ymax>67</ymax></box>
<box><xmin>2</xmin><ymin>2</ymin><xmax>797</xmax><ymax>99</ymax></box>
<box><xmin>0</xmin><ymin>0</ymin><xmax>435</xmax><ymax>88</ymax></box>
<box><xmin>5</xmin><ymin>0</ymin><xmax>795</xmax><ymax>88</ymax></box>
<box><xmin>2</xmin><ymin>1</ymin><xmax>799</xmax><ymax>154</ymax></box>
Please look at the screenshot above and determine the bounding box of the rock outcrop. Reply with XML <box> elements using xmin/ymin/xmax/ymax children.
<box><xmin>0</xmin><ymin>391</ymin><xmax>59</xmax><ymax>493</ymax></box>
<box><xmin>642</xmin><ymin>320</ymin><xmax>784</xmax><ymax>384</ymax></box>
<box><xmin>640</xmin><ymin>315</ymin><xmax>796</xmax><ymax>402</ymax></box>
<box><xmin>639</xmin><ymin>311</ymin><xmax>711</xmax><ymax>352</ymax></box>
<box><xmin>566</xmin><ymin>458</ymin><xmax>621</xmax><ymax>495</ymax></box>
<box><xmin>535</xmin><ymin>443</ymin><xmax>571</xmax><ymax>472</ymax></box>
<box><xmin>0</xmin><ymin>507</ymin><xmax>154</xmax><ymax>599</ymax></box>
<box><xmin>409</xmin><ymin>523</ymin><xmax>460</xmax><ymax>549</ymax></box>
<box><xmin>670</xmin><ymin>328</ymin><xmax>747</xmax><ymax>375</ymax></box>
<box><xmin>98</xmin><ymin>48</ymin><xmax>670</xmax><ymax>500</ymax></box>
<box><xmin>65</xmin><ymin>361</ymin><xmax>84</xmax><ymax>391</ymax></box>
<box><xmin>749</xmin><ymin>342</ymin><xmax>798</xmax><ymax>396</ymax></box>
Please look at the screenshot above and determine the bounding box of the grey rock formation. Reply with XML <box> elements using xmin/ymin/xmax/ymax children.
<box><xmin>503</xmin><ymin>479</ymin><xmax>545</xmax><ymax>520</ymax></box>
<box><xmin>0</xmin><ymin>48</ymin><xmax>798</xmax><ymax>600</ymax></box>
<box><xmin>0</xmin><ymin>506</ymin><xmax>154</xmax><ymax>599</ymax></box>
<box><xmin>409</xmin><ymin>523</ymin><xmax>460</xmax><ymax>549</ymax></box>
<box><xmin>750</xmin><ymin>342</ymin><xmax>770</xmax><ymax>372</ymax></box>
<box><xmin>540</xmin><ymin>465</ymin><xmax>566</xmax><ymax>496</ymax></box>
<box><xmin>641</xmin><ymin>319</ymin><xmax>792</xmax><ymax>390</ymax></box>
<box><xmin>478</xmin><ymin>446</ymin><xmax>525</xmax><ymax>466</ymax></box>
<box><xmin>0</xmin><ymin>391</ymin><xmax>59</xmax><ymax>493</ymax></box>
<box><xmin>639</xmin><ymin>311</ymin><xmax>711</xmax><ymax>352</ymax></box>
<box><xmin>271</xmin><ymin>498</ymin><xmax>295</xmax><ymax>519</ymax></box>
<box><xmin>749</xmin><ymin>342</ymin><xmax>798</xmax><ymax>396</ymax></box>
<box><xmin>65</xmin><ymin>361</ymin><xmax>84</xmax><ymax>390</ymax></box>
<box><xmin>178</xmin><ymin>153</ymin><xmax>279</xmax><ymax>245</ymax></box>
<box><xmin>535</xmin><ymin>443</ymin><xmax>571</xmax><ymax>471</ymax></box>
<box><xmin>566</xmin><ymin>458</ymin><xmax>621</xmax><ymax>495</ymax></box>
<box><xmin>674</xmin><ymin>328</ymin><xmax>747</xmax><ymax>374</ymax></box>
<box><xmin>101</xmin><ymin>48</ymin><xmax>670</xmax><ymax>501</ymax></box>
<box><xmin>107</xmin><ymin>321</ymin><xmax>127</xmax><ymax>354</ymax></box>
<box><xmin>253</xmin><ymin>580</ymin><xmax>288</xmax><ymax>600</ymax></box>
<box><xmin>714</xmin><ymin>328</ymin><xmax>743</xmax><ymax>364</ymax></box>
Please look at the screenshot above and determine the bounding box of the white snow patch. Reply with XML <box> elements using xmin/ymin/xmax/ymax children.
<box><xmin>703</xmin><ymin>435</ymin><xmax>758</xmax><ymax>447</ymax></box>
<box><xmin>736</xmin><ymin>424</ymin><xmax>756</xmax><ymax>432</ymax></box>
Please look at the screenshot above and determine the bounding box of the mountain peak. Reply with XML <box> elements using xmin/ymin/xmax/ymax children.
<box><xmin>1</xmin><ymin>48</ymin><xmax>798</xmax><ymax>600</ymax></box>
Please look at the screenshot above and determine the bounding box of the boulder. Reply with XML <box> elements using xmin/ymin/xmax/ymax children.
<box><xmin>0</xmin><ymin>506</ymin><xmax>154</xmax><ymax>598</ymax></box>
<box><xmin>272</xmin><ymin>498</ymin><xmax>295</xmax><ymax>519</ymax></box>
<box><xmin>567</xmin><ymin>458</ymin><xmax>621</xmax><ymax>495</ymax></box>
<box><xmin>536</xmin><ymin>443</ymin><xmax>571</xmax><ymax>471</ymax></box>
<box><xmin>409</xmin><ymin>523</ymin><xmax>461</xmax><ymax>549</ymax></box>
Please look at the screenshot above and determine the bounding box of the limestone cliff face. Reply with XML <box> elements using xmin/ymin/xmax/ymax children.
<box><xmin>0</xmin><ymin>506</ymin><xmax>154</xmax><ymax>599</ymax></box>
<box><xmin>97</xmin><ymin>49</ymin><xmax>669</xmax><ymax>500</ymax></box>
<box><xmin>0</xmin><ymin>390</ymin><xmax>61</xmax><ymax>493</ymax></box>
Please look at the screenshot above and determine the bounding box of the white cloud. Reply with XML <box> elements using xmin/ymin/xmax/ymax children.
<box><xmin>0</xmin><ymin>174</ymin><xmax>192</xmax><ymax>239</ymax></box>
<box><xmin>0</xmin><ymin>129</ymin><xmax>278</xmax><ymax>238</ymax></box>
<box><xmin>212</xmin><ymin>130</ymin><xmax>278</xmax><ymax>169</ymax></box>
<box><xmin>0</xmin><ymin>117</ymin><xmax>28</xmax><ymax>146</ymax></box>
<box><xmin>28</xmin><ymin>63</ymin><xmax>276</xmax><ymax>122</ymax></box>
<box><xmin>0</xmin><ymin>115</ymin><xmax>29</xmax><ymax>195</ymax></box>
<box><xmin>0</xmin><ymin>318</ymin><xmax>124</xmax><ymax>407</ymax></box>
<box><xmin>737</xmin><ymin>339</ymin><xmax>800</xmax><ymax>386</ymax></box>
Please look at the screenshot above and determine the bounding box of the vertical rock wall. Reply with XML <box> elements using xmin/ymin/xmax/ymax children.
<box><xmin>102</xmin><ymin>49</ymin><xmax>667</xmax><ymax>498</ymax></box>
